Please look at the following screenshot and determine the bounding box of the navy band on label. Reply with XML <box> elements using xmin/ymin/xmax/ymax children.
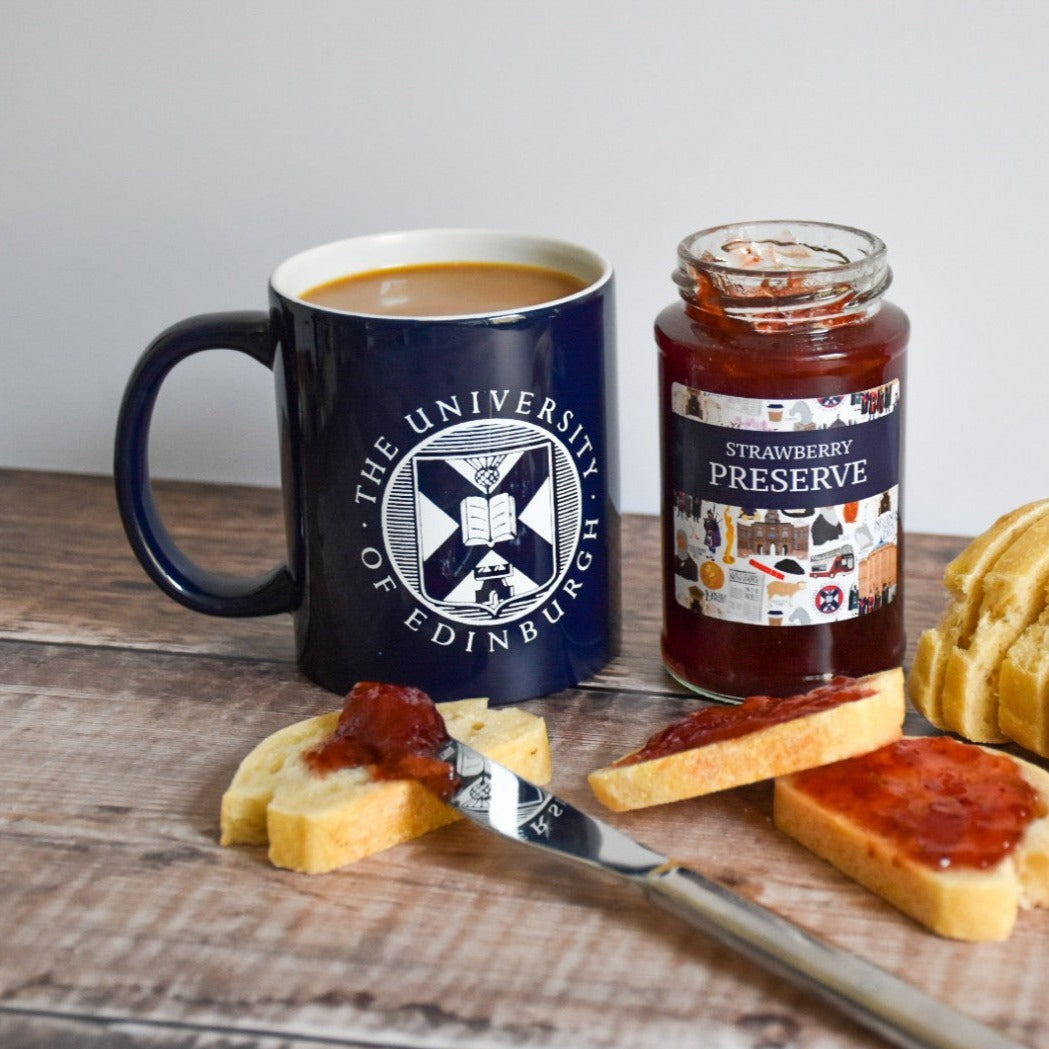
<box><xmin>672</xmin><ymin>410</ymin><xmax>899</xmax><ymax>511</ymax></box>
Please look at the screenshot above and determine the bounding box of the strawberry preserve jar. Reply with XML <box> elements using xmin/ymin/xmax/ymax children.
<box><xmin>656</xmin><ymin>221</ymin><xmax>908</xmax><ymax>699</ymax></box>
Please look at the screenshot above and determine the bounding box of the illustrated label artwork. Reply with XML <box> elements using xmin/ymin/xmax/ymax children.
<box><xmin>669</xmin><ymin>382</ymin><xmax>900</xmax><ymax>627</ymax></box>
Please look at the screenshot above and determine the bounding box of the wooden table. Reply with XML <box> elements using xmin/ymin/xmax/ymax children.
<box><xmin>2</xmin><ymin>468</ymin><xmax>1045</xmax><ymax>1049</ymax></box>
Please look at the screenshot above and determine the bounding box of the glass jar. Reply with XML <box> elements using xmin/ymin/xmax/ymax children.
<box><xmin>656</xmin><ymin>220</ymin><xmax>908</xmax><ymax>699</ymax></box>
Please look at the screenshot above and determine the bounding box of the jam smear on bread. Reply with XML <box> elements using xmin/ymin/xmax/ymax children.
<box><xmin>617</xmin><ymin>677</ymin><xmax>874</xmax><ymax>767</ymax></box>
<box><xmin>305</xmin><ymin>682</ymin><xmax>459</xmax><ymax>799</ymax></box>
<box><xmin>788</xmin><ymin>735</ymin><xmax>1046</xmax><ymax>870</ymax></box>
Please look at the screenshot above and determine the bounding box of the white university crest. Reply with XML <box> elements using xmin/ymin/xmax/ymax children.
<box><xmin>383</xmin><ymin>419</ymin><xmax>583</xmax><ymax>624</ymax></box>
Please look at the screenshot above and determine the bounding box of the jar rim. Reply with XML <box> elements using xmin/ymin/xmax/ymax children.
<box><xmin>674</xmin><ymin>220</ymin><xmax>891</xmax><ymax>330</ymax></box>
<box><xmin>678</xmin><ymin>219</ymin><xmax>887</xmax><ymax>278</ymax></box>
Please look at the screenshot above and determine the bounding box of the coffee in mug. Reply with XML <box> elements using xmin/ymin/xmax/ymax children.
<box><xmin>301</xmin><ymin>261</ymin><xmax>588</xmax><ymax>316</ymax></box>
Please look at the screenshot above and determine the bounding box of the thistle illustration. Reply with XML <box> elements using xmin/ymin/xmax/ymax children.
<box><xmin>465</xmin><ymin>454</ymin><xmax>506</xmax><ymax>493</ymax></box>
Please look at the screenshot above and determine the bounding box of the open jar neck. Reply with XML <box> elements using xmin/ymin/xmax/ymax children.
<box><xmin>675</xmin><ymin>220</ymin><xmax>892</xmax><ymax>333</ymax></box>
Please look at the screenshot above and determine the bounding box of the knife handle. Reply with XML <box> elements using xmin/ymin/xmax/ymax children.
<box><xmin>643</xmin><ymin>864</ymin><xmax>1024</xmax><ymax>1049</ymax></box>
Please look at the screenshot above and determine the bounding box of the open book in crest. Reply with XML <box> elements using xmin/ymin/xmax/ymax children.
<box><xmin>461</xmin><ymin>492</ymin><xmax>517</xmax><ymax>547</ymax></box>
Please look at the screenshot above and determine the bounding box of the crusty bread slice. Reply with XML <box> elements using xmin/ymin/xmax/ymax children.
<box><xmin>220</xmin><ymin>698</ymin><xmax>550</xmax><ymax>873</ymax></box>
<box><xmin>774</xmin><ymin>736</ymin><xmax>1049</xmax><ymax>941</ymax></box>
<box><xmin>999</xmin><ymin>605</ymin><xmax>1049</xmax><ymax>757</ymax></box>
<box><xmin>940</xmin><ymin>509</ymin><xmax>1049</xmax><ymax>741</ymax></box>
<box><xmin>587</xmin><ymin>669</ymin><xmax>904</xmax><ymax>812</ymax></box>
<box><xmin>909</xmin><ymin>499</ymin><xmax>1049</xmax><ymax>732</ymax></box>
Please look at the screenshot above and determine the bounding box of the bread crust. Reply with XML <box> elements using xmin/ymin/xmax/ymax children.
<box><xmin>220</xmin><ymin>698</ymin><xmax>550</xmax><ymax>873</ymax></box>
<box><xmin>774</xmin><ymin>740</ymin><xmax>1049</xmax><ymax>941</ymax></box>
<box><xmin>998</xmin><ymin>609</ymin><xmax>1049</xmax><ymax>756</ymax></box>
<box><xmin>587</xmin><ymin>669</ymin><xmax>905</xmax><ymax>812</ymax></box>
<box><xmin>909</xmin><ymin>500</ymin><xmax>1049</xmax><ymax>743</ymax></box>
<box><xmin>943</xmin><ymin>512</ymin><xmax>1049</xmax><ymax>740</ymax></box>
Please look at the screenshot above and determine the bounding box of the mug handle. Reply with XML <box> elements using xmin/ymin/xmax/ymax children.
<box><xmin>114</xmin><ymin>311</ymin><xmax>298</xmax><ymax>617</ymax></box>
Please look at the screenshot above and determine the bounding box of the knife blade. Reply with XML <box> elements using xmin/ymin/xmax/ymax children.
<box><xmin>437</xmin><ymin>735</ymin><xmax>1025</xmax><ymax>1049</ymax></box>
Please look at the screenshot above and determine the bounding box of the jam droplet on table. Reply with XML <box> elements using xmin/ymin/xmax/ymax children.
<box><xmin>304</xmin><ymin>681</ymin><xmax>459</xmax><ymax>800</ymax></box>
<box><xmin>788</xmin><ymin>735</ymin><xmax>1046</xmax><ymax>870</ymax></box>
<box><xmin>617</xmin><ymin>677</ymin><xmax>873</xmax><ymax>767</ymax></box>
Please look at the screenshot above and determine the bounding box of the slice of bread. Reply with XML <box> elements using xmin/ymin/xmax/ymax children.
<box><xmin>909</xmin><ymin>499</ymin><xmax>1049</xmax><ymax>732</ymax></box>
<box><xmin>941</xmin><ymin>511</ymin><xmax>1049</xmax><ymax>741</ymax></box>
<box><xmin>998</xmin><ymin>606</ymin><xmax>1049</xmax><ymax>757</ymax></box>
<box><xmin>587</xmin><ymin>669</ymin><xmax>905</xmax><ymax>812</ymax></box>
<box><xmin>220</xmin><ymin>698</ymin><xmax>551</xmax><ymax>873</ymax></box>
<box><xmin>774</xmin><ymin>736</ymin><xmax>1049</xmax><ymax>941</ymax></box>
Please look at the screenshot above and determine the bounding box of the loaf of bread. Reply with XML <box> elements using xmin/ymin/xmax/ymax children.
<box><xmin>220</xmin><ymin>697</ymin><xmax>551</xmax><ymax>873</ymax></box>
<box><xmin>909</xmin><ymin>499</ymin><xmax>1049</xmax><ymax>748</ymax></box>
<box><xmin>774</xmin><ymin>735</ymin><xmax>1049</xmax><ymax>941</ymax></box>
<box><xmin>587</xmin><ymin>669</ymin><xmax>905</xmax><ymax>812</ymax></box>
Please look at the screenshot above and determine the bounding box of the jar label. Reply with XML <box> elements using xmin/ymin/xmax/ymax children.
<box><xmin>669</xmin><ymin>381</ymin><xmax>900</xmax><ymax>627</ymax></box>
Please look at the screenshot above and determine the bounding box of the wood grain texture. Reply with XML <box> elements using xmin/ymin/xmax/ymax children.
<box><xmin>1</xmin><ymin>469</ymin><xmax>1043</xmax><ymax>1049</ymax></box>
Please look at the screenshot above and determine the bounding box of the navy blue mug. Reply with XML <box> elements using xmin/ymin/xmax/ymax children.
<box><xmin>114</xmin><ymin>230</ymin><xmax>619</xmax><ymax>704</ymax></box>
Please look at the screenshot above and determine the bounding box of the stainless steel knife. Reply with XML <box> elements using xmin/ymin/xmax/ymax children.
<box><xmin>437</xmin><ymin>736</ymin><xmax>1025</xmax><ymax>1049</ymax></box>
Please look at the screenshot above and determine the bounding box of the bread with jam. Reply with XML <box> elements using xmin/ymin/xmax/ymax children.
<box><xmin>587</xmin><ymin>669</ymin><xmax>905</xmax><ymax>812</ymax></box>
<box><xmin>220</xmin><ymin>696</ymin><xmax>550</xmax><ymax>873</ymax></box>
<box><xmin>774</xmin><ymin>735</ymin><xmax>1049</xmax><ymax>941</ymax></box>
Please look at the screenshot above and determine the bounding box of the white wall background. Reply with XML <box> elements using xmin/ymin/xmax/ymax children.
<box><xmin>4</xmin><ymin>0</ymin><xmax>1047</xmax><ymax>537</ymax></box>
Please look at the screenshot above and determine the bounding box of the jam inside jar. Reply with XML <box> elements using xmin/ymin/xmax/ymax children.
<box><xmin>656</xmin><ymin>221</ymin><xmax>909</xmax><ymax>699</ymax></box>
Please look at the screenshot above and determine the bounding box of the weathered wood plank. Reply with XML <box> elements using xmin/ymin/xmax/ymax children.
<box><xmin>0</xmin><ymin>1016</ymin><xmax>315</xmax><ymax>1049</ymax></box>
<box><xmin>0</xmin><ymin>469</ymin><xmax>295</xmax><ymax>663</ymax></box>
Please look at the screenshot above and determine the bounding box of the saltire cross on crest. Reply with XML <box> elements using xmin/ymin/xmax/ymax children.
<box><xmin>413</xmin><ymin>440</ymin><xmax>557</xmax><ymax>619</ymax></box>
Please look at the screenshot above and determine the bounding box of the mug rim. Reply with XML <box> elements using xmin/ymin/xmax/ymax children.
<box><xmin>269</xmin><ymin>228</ymin><xmax>613</xmax><ymax>322</ymax></box>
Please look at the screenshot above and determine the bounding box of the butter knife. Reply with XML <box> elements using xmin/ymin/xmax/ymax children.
<box><xmin>437</xmin><ymin>736</ymin><xmax>1025</xmax><ymax>1049</ymax></box>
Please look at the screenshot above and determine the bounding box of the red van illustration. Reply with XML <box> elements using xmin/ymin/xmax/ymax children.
<box><xmin>810</xmin><ymin>545</ymin><xmax>855</xmax><ymax>578</ymax></box>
